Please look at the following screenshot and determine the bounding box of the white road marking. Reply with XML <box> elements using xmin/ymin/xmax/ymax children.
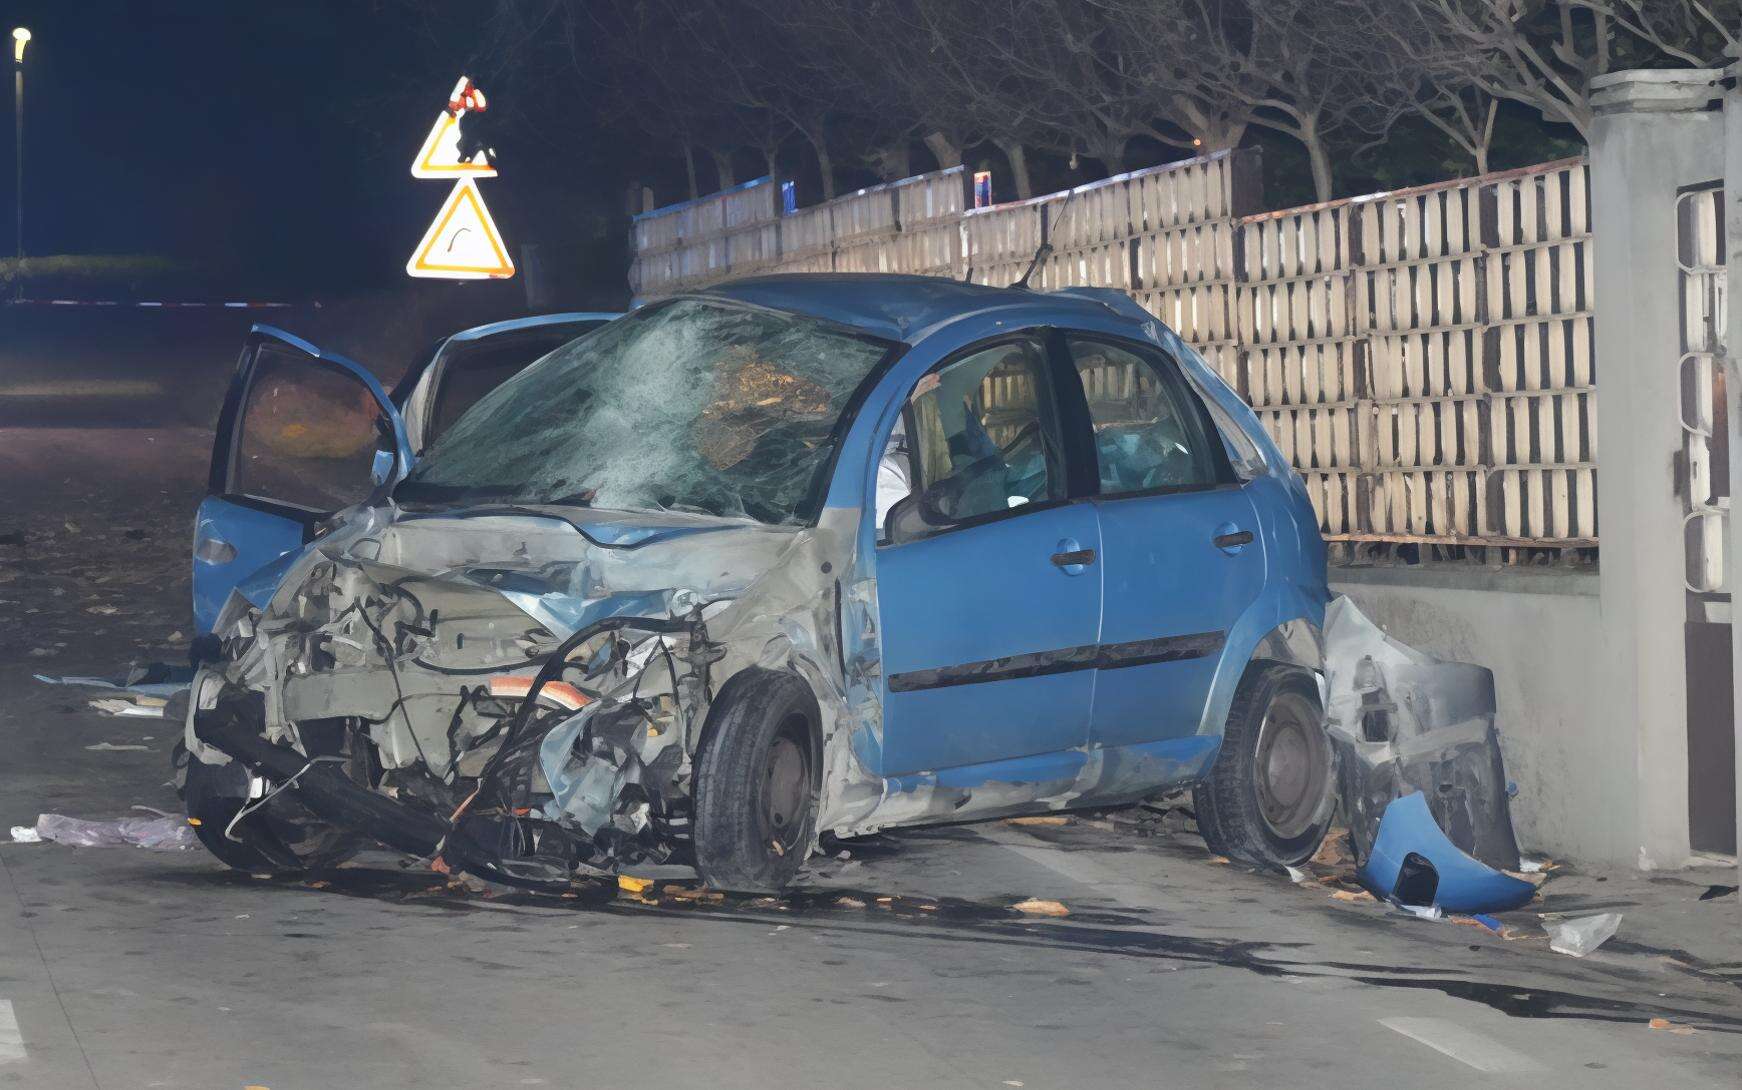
<box><xmin>1379</xmin><ymin>1017</ymin><xmax>1546</xmax><ymax>1073</ymax></box>
<box><xmin>0</xmin><ymin>999</ymin><xmax>24</xmax><ymax>1064</ymax></box>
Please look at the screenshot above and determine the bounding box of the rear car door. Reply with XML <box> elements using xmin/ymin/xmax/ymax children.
<box><xmin>192</xmin><ymin>326</ymin><xmax>409</xmax><ymax>633</ymax></box>
<box><xmin>1062</xmin><ymin>334</ymin><xmax>1267</xmax><ymax>750</ymax></box>
<box><xmin>874</xmin><ymin>335</ymin><xmax>1103</xmax><ymax>776</ymax></box>
<box><xmin>394</xmin><ymin>313</ymin><xmax>616</xmax><ymax>457</ymax></box>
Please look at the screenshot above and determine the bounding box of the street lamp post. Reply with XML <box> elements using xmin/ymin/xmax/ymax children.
<box><xmin>12</xmin><ymin>27</ymin><xmax>28</xmax><ymax>268</ymax></box>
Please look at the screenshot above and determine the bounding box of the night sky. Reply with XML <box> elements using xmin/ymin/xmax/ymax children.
<box><xmin>2</xmin><ymin>1</ymin><xmax>622</xmax><ymax>296</ymax></box>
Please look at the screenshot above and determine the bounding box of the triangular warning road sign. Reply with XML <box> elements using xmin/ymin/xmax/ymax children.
<box><xmin>406</xmin><ymin>178</ymin><xmax>515</xmax><ymax>280</ymax></box>
<box><xmin>411</xmin><ymin>78</ymin><xmax>496</xmax><ymax>179</ymax></box>
<box><xmin>411</xmin><ymin>110</ymin><xmax>497</xmax><ymax>178</ymax></box>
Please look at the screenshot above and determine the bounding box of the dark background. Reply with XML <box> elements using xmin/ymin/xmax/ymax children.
<box><xmin>0</xmin><ymin>0</ymin><xmax>628</xmax><ymax>302</ymax></box>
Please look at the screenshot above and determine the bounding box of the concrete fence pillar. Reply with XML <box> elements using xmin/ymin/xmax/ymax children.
<box><xmin>1589</xmin><ymin>69</ymin><xmax>1725</xmax><ymax>868</ymax></box>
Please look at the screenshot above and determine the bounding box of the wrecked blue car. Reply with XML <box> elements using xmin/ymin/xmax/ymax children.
<box><xmin>179</xmin><ymin>275</ymin><xmax>1334</xmax><ymax>891</ymax></box>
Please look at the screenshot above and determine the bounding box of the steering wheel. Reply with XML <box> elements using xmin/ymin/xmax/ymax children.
<box><xmin>920</xmin><ymin>454</ymin><xmax>1007</xmax><ymax>523</ymax></box>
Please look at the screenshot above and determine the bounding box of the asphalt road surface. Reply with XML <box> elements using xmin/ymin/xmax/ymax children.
<box><xmin>1</xmin><ymin>331</ymin><xmax>1739</xmax><ymax>1090</ymax></box>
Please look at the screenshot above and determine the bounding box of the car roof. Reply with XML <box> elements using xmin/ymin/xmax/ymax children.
<box><xmin>688</xmin><ymin>273</ymin><xmax>1138</xmax><ymax>343</ymax></box>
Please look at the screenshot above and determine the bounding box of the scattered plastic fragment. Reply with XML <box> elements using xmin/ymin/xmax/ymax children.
<box><xmin>9</xmin><ymin>826</ymin><xmax>42</xmax><ymax>843</ymax></box>
<box><xmin>31</xmin><ymin>814</ymin><xmax>197</xmax><ymax>850</ymax></box>
<box><xmin>616</xmin><ymin>875</ymin><xmax>653</xmax><ymax>896</ymax></box>
<box><xmin>85</xmin><ymin>742</ymin><xmax>150</xmax><ymax>752</ymax></box>
<box><xmin>1394</xmin><ymin>902</ymin><xmax>1444</xmax><ymax>920</ymax></box>
<box><xmin>33</xmin><ymin>661</ymin><xmax>192</xmax><ymax>698</ymax></box>
<box><xmin>1005</xmin><ymin>816</ymin><xmax>1069</xmax><ymax>827</ymax></box>
<box><xmin>1331</xmin><ymin>889</ymin><xmax>1376</xmax><ymax>903</ymax></box>
<box><xmin>88</xmin><ymin>697</ymin><xmax>165</xmax><ymax>719</ymax></box>
<box><xmin>1698</xmin><ymin>884</ymin><xmax>1737</xmax><ymax>902</ymax></box>
<box><xmin>1518</xmin><ymin>858</ymin><xmax>1553</xmax><ymax>874</ymax></box>
<box><xmin>1648</xmin><ymin>1017</ymin><xmax>1697</xmax><ymax>1036</ymax></box>
<box><xmin>1284</xmin><ymin>865</ymin><xmax>1311</xmax><ymax>884</ymax></box>
<box><xmin>1012</xmin><ymin>898</ymin><xmax>1070</xmax><ymax>917</ymax></box>
<box><xmin>1543</xmin><ymin>912</ymin><xmax>1622</xmax><ymax>957</ymax></box>
<box><xmin>1450</xmin><ymin>914</ymin><xmax>1506</xmax><ymax>934</ymax></box>
<box><xmin>834</xmin><ymin>895</ymin><xmax>867</xmax><ymax>909</ymax></box>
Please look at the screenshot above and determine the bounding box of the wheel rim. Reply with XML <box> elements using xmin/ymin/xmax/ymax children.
<box><xmin>760</xmin><ymin>714</ymin><xmax>812</xmax><ymax>854</ymax></box>
<box><xmin>1252</xmin><ymin>690</ymin><xmax>1330</xmax><ymax>841</ymax></box>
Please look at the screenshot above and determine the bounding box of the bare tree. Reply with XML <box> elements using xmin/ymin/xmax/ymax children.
<box><xmin>1390</xmin><ymin>1</ymin><xmax>1736</xmax><ymax>142</ymax></box>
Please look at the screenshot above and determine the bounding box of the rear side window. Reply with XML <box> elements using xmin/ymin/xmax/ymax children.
<box><xmin>427</xmin><ymin>328</ymin><xmax>592</xmax><ymax>447</ymax></box>
<box><xmin>1065</xmin><ymin>337</ymin><xmax>1228</xmax><ymax>495</ymax></box>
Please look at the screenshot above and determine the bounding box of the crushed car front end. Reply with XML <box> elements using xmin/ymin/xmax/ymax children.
<box><xmin>182</xmin><ymin>294</ymin><xmax>898</xmax><ymax>889</ymax></box>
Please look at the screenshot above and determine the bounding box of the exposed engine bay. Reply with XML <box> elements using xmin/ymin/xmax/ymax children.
<box><xmin>182</xmin><ymin>503</ymin><xmax>848</xmax><ymax>890</ymax></box>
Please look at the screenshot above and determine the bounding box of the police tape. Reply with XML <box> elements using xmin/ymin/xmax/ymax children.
<box><xmin>7</xmin><ymin>298</ymin><xmax>315</xmax><ymax>308</ymax></box>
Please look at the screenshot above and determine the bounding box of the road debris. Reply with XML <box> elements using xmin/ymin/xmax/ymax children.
<box><xmin>1004</xmin><ymin>816</ymin><xmax>1070</xmax><ymax>827</ymax></box>
<box><xmin>29</xmin><ymin>813</ymin><xmax>198</xmax><ymax>850</ymax></box>
<box><xmin>1543</xmin><ymin>912</ymin><xmax>1622</xmax><ymax>957</ymax></box>
<box><xmin>1648</xmin><ymin>1017</ymin><xmax>1697</xmax><ymax>1036</ymax></box>
<box><xmin>33</xmin><ymin>661</ymin><xmax>193</xmax><ymax>698</ymax></box>
<box><xmin>85</xmin><ymin>741</ymin><xmax>151</xmax><ymax>752</ymax></box>
<box><xmin>1012</xmin><ymin>898</ymin><xmax>1070</xmax><ymax>917</ymax></box>
<box><xmin>1323</xmin><ymin>599</ymin><xmax>1534</xmax><ymax>915</ymax></box>
<box><xmin>1698</xmin><ymin>884</ymin><xmax>1737</xmax><ymax>901</ymax></box>
<box><xmin>88</xmin><ymin>696</ymin><xmax>166</xmax><ymax>718</ymax></box>
<box><xmin>8</xmin><ymin>826</ymin><xmax>42</xmax><ymax>843</ymax></box>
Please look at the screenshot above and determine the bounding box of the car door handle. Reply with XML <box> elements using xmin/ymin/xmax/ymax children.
<box><xmin>1050</xmin><ymin>548</ymin><xmax>1096</xmax><ymax>568</ymax></box>
<box><xmin>1213</xmin><ymin>529</ymin><xmax>1254</xmax><ymax>550</ymax></box>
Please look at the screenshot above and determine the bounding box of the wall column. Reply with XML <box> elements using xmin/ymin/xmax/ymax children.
<box><xmin>1589</xmin><ymin>69</ymin><xmax>1724</xmax><ymax>867</ymax></box>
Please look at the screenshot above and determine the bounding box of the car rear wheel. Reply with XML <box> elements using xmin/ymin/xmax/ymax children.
<box><xmin>1194</xmin><ymin>665</ymin><xmax>1334</xmax><ymax>868</ymax></box>
<box><xmin>692</xmin><ymin>670</ymin><xmax>822</xmax><ymax>892</ymax></box>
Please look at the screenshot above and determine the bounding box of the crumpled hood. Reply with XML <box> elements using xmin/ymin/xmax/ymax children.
<box><xmin>330</xmin><ymin>505</ymin><xmax>799</xmax><ymax>638</ymax></box>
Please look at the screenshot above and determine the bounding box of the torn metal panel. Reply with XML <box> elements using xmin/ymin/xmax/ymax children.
<box><xmin>1324</xmin><ymin>597</ymin><xmax>1533</xmax><ymax>913</ymax></box>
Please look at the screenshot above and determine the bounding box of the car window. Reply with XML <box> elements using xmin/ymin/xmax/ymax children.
<box><xmin>886</xmin><ymin>337</ymin><xmax>1065</xmax><ymax>538</ymax></box>
<box><xmin>231</xmin><ymin>346</ymin><xmax>388</xmax><ymax>511</ymax></box>
<box><xmin>1066</xmin><ymin>337</ymin><xmax>1223</xmax><ymax>494</ymax></box>
<box><xmin>426</xmin><ymin>327</ymin><xmax>593</xmax><ymax>447</ymax></box>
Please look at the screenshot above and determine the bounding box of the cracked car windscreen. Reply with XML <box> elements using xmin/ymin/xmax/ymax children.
<box><xmin>394</xmin><ymin>299</ymin><xmax>890</xmax><ymax>524</ymax></box>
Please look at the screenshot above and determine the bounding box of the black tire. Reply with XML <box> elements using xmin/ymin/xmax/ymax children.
<box><xmin>1194</xmin><ymin>665</ymin><xmax>1335</xmax><ymax>868</ymax></box>
<box><xmin>692</xmin><ymin>670</ymin><xmax>822</xmax><ymax>892</ymax></box>
<box><xmin>180</xmin><ymin>746</ymin><xmax>359</xmax><ymax>875</ymax></box>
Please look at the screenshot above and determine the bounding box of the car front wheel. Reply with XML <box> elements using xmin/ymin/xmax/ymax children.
<box><xmin>692</xmin><ymin>669</ymin><xmax>822</xmax><ymax>892</ymax></box>
<box><xmin>1194</xmin><ymin>665</ymin><xmax>1335</xmax><ymax>868</ymax></box>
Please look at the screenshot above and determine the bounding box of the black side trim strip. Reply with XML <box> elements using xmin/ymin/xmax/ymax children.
<box><xmin>888</xmin><ymin>631</ymin><xmax>1225</xmax><ymax>693</ymax></box>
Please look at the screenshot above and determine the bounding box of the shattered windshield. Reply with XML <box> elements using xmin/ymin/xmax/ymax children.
<box><xmin>395</xmin><ymin>299</ymin><xmax>893</xmax><ymax>525</ymax></box>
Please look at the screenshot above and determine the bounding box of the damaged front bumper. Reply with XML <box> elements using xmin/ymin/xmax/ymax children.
<box><xmin>182</xmin><ymin>502</ymin><xmax>857</xmax><ymax>889</ymax></box>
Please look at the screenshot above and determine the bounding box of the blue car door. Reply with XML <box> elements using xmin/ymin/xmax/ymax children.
<box><xmin>192</xmin><ymin>327</ymin><xmax>410</xmax><ymax>633</ymax></box>
<box><xmin>874</xmin><ymin>335</ymin><xmax>1103</xmax><ymax>776</ymax></box>
<box><xmin>1061</xmin><ymin>335</ymin><xmax>1267</xmax><ymax>751</ymax></box>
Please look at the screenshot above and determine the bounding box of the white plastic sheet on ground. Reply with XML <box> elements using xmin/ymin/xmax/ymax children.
<box><xmin>27</xmin><ymin>813</ymin><xmax>197</xmax><ymax>851</ymax></box>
